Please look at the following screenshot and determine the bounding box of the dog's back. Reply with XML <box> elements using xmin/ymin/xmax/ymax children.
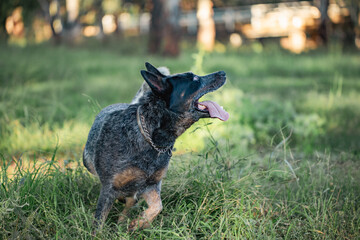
<box><xmin>83</xmin><ymin>103</ymin><xmax>129</xmax><ymax>175</ymax></box>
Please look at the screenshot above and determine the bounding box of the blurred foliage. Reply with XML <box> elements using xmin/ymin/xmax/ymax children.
<box><xmin>102</xmin><ymin>0</ymin><xmax>122</xmax><ymax>14</ymax></box>
<box><xmin>0</xmin><ymin>0</ymin><xmax>39</xmax><ymax>33</ymax></box>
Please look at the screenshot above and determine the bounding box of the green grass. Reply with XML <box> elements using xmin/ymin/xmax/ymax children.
<box><xmin>0</xmin><ymin>40</ymin><xmax>359</xmax><ymax>238</ymax></box>
<box><xmin>1</xmin><ymin>143</ymin><xmax>359</xmax><ymax>239</ymax></box>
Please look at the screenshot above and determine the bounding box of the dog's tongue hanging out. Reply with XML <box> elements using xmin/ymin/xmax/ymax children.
<box><xmin>198</xmin><ymin>101</ymin><xmax>229</xmax><ymax>121</ymax></box>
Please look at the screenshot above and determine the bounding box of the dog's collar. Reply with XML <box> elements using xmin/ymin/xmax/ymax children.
<box><xmin>136</xmin><ymin>106</ymin><xmax>172</xmax><ymax>156</ymax></box>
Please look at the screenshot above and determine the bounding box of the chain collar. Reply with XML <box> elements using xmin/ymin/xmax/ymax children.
<box><xmin>136</xmin><ymin>106</ymin><xmax>172</xmax><ymax>156</ymax></box>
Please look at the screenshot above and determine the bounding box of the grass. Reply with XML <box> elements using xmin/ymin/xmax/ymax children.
<box><xmin>1</xmin><ymin>143</ymin><xmax>359</xmax><ymax>239</ymax></box>
<box><xmin>0</xmin><ymin>39</ymin><xmax>359</xmax><ymax>238</ymax></box>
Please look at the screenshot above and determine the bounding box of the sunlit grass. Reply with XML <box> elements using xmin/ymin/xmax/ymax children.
<box><xmin>0</xmin><ymin>120</ymin><xmax>88</xmax><ymax>157</ymax></box>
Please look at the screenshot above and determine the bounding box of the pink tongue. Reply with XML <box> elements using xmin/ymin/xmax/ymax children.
<box><xmin>199</xmin><ymin>101</ymin><xmax>229</xmax><ymax>121</ymax></box>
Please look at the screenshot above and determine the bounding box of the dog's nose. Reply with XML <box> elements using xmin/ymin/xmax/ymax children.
<box><xmin>217</xmin><ymin>71</ymin><xmax>226</xmax><ymax>77</ymax></box>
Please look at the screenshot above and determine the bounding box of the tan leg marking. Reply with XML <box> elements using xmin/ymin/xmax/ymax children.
<box><xmin>118</xmin><ymin>196</ymin><xmax>125</xmax><ymax>202</ymax></box>
<box><xmin>149</xmin><ymin>167</ymin><xmax>168</xmax><ymax>183</ymax></box>
<box><xmin>118</xmin><ymin>197</ymin><xmax>136</xmax><ymax>223</ymax></box>
<box><xmin>128</xmin><ymin>189</ymin><xmax>163</xmax><ymax>231</ymax></box>
<box><xmin>112</xmin><ymin>167</ymin><xmax>146</xmax><ymax>189</ymax></box>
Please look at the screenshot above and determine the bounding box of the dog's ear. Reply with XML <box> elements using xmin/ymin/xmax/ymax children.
<box><xmin>145</xmin><ymin>62</ymin><xmax>166</xmax><ymax>77</ymax></box>
<box><xmin>140</xmin><ymin>70</ymin><xmax>169</xmax><ymax>96</ymax></box>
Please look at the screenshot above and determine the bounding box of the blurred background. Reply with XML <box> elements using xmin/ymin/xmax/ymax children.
<box><xmin>0</xmin><ymin>0</ymin><xmax>360</xmax><ymax>159</ymax></box>
<box><xmin>2</xmin><ymin>0</ymin><xmax>360</xmax><ymax>52</ymax></box>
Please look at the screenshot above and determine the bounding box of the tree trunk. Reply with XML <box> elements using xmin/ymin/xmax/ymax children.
<box><xmin>65</xmin><ymin>0</ymin><xmax>81</xmax><ymax>43</ymax></box>
<box><xmin>197</xmin><ymin>0</ymin><xmax>215</xmax><ymax>51</ymax></box>
<box><xmin>318</xmin><ymin>0</ymin><xmax>329</xmax><ymax>46</ymax></box>
<box><xmin>37</xmin><ymin>0</ymin><xmax>62</xmax><ymax>44</ymax></box>
<box><xmin>50</xmin><ymin>0</ymin><xmax>62</xmax><ymax>44</ymax></box>
<box><xmin>349</xmin><ymin>0</ymin><xmax>360</xmax><ymax>48</ymax></box>
<box><xmin>163</xmin><ymin>0</ymin><xmax>181</xmax><ymax>57</ymax></box>
<box><xmin>94</xmin><ymin>0</ymin><xmax>105</xmax><ymax>42</ymax></box>
<box><xmin>148</xmin><ymin>0</ymin><xmax>165</xmax><ymax>54</ymax></box>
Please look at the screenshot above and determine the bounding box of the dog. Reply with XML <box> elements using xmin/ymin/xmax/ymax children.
<box><xmin>131</xmin><ymin>66</ymin><xmax>170</xmax><ymax>104</ymax></box>
<box><xmin>83</xmin><ymin>62</ymin><xmax>229</xmax><ymax>231</ymax></box>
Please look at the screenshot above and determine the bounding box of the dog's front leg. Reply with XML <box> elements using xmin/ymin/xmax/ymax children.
<box><xmin>118</xmin><ymin>197</ymin><xmax>137</xmax><ymax>223</ymax></box>
<box><xmin>128</xmin><ymin>188</ymin><xmax>163</xmax><ymax>231</ymax></box>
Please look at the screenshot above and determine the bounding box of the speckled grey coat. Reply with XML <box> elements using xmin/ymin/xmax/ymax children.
<box><xmin>83</xmin><ymin>62</ymin><xmax>226</xmax><ymax>231</ymax></box>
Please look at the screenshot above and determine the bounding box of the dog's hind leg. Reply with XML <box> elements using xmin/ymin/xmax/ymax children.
<box><xmin>93</xmin><ymin>187</ymin><xmax>117</xmax><ymax>230</ymax></box>
<box><xmin>118</xmin><ymin>197</ymin><xmax>137</xmax><ymax>223</ymax></box>
<box><xmin>128</xmin><ymin>188</ymin><xmax>163</xmax><ymax>231</ymax></box>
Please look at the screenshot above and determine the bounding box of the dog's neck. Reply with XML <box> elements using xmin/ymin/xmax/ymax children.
<box><xmin>137</xmin><ymin>93</ymin><xmax>197</xmax><ymax>152</ymax></box>
<box><xmin>137</xmin><ymin>105</ymin><xmax>173</xmax><ymax>155</ymax></box>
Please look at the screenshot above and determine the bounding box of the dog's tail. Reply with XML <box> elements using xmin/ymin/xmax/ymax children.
<box><xmin>83</xmin><ymin>148</ymin><xmax>97</xmax><ymax>176</ymax></box>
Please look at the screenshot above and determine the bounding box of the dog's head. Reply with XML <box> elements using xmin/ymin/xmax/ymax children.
<box><xmin>140</xmin><ymin>62</ymin><xmax>229</xmax><ymax>122</ymax></box>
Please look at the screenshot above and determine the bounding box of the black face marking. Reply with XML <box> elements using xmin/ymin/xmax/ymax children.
<box><xmin>168</xmin><ymin>73</ymin><xmax>202</xmax><ymax>113</ymax></box>
<box><xmin>165</xmin><ymin>71</ymin><xmax>226</xmax><ymax>115</ymax></box>
<box><xmin>140</xmin><ymin>62</ymin><xmax>226</xmax><ymax>117</ymax></box>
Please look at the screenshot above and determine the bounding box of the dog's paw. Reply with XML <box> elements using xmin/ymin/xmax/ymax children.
<box><xmin>128</xmin><ymin>218</ymin><xmax>150</xmax><ymax>231</ymax></box>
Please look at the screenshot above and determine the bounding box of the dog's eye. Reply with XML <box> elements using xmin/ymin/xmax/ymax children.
<box><xmin>193</xmin><ymin>76</ymin><xmax>199</xmax><ymax>81</ymax></box>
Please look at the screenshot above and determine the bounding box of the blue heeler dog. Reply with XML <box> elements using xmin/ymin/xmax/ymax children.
<box><xmin>83</xmin><ymin>62</ymin><xmax>229</xmax><ymax>231</ymax></box>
